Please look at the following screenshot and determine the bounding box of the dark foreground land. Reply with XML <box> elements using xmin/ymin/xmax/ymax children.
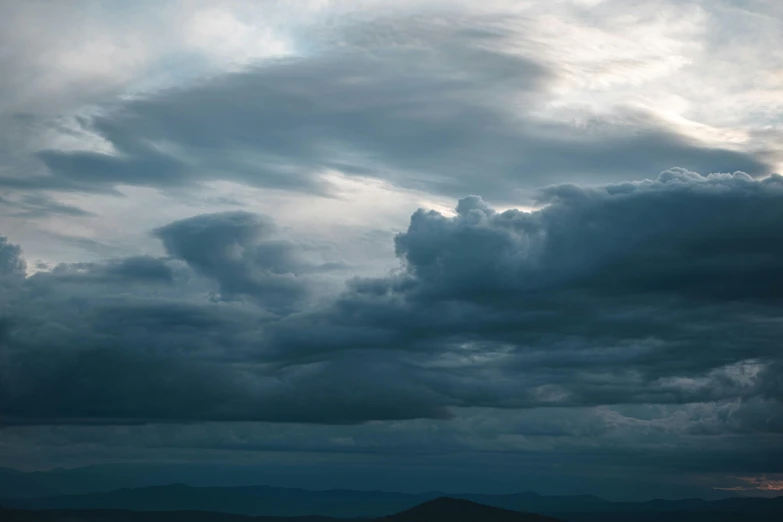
<box><xmin>4</xmin><ymin>483</ymin><xmax>783</xmax><ymax>518</ymax></box>
<box><xmin>0</xmin><ymin>498</ymin><xmax>559</xmax><ymax>522</ymax></box>
<box><xmin>3</xmin><ymin>495</ymin><xmax>783</xmax><ymax>522</ymax></box>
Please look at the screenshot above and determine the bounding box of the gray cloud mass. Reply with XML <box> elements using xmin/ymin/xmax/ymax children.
<box><xmin>2</xmin><ymin>20</ymin><xmax>771</xmax><ymax>203</ymax></box>
<box><xmin>1</xmin><ymin>170</ymin><xmax>782</xmax><ymax>436</ymax></box>
<box><xmin>2</xmin><ymin>0</ymin><xmax>783</xmax><ymax>499</ymax></box>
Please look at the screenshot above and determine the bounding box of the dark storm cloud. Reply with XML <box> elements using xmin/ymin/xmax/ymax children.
<box><xmin>1</xmin><ymin>171</ymin><xmax>783</xmax><ymax>431</ymax></box>
<box><xmin>262</xmin><ymin>170</ymin><xmax>783</xmax><ymax>412</ymax></box>
<box><xmin>103</xmin><ymin>256</ymin><xmax>174</xmax><ymax>282</ymax></box>
<box><xmin>0</xmin><ymin>212</ymin><xmax>447</xmax><ymax>426</ymax></box>
<box><xmin>38</xmin><ymin>256</ymin><xmax>175</xmax><ymax>284</ymax></box>
<box><xmin>3</xmin><ymin>20</ymin><xmax>770</xmax><ymax>202</ymax></box>
<box><xmin>0</xmin><ymin>343</ymin><xmax>449</xmax><ymax>425</ymax></box>
<box><xmin>153</xmin><ymin>211</ymin><xmax>342</xmax><ymax>310</ymax></box>
<box><xmin>390</xmin><ymin>168</ymin><xmax>783</xmax><ymax>304</ymax></box>
<box><xmin>0</xmin><ymin>299</ymin><xmax>451</xmax><ymax>425</ymax></box>
<box><xmin>0</xmin><ymin>236</ymin><xmax>26</xmax><ymax>278</ymax></box>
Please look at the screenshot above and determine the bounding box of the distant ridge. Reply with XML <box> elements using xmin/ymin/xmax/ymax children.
<box><xmin>379</xmin><ymin>497</ymin><xmax>562</xmax><ymax>522</ymax></box>
<box><xmin>2</xmin><ymin>483</ymin><xmax>781</xmax><ymax>519</ymax></box>
<box><xmin>3</xmin><ymin>496</ymin><xmax>783</xmax><ymax>522</ymax></box>
<box><xmin>0</xmin><ymin>508</ymin><xmax>341</xmax><ymax>522</ymax></box>
<box><xmin>1</xmin><ymin>484</ymin><xmax>605</xmax><ymax>518</ymax></box>
<box><xmin>0</xmin><ymin>500</ymin><xmax>564</xmax><ymax>522</ymax></box>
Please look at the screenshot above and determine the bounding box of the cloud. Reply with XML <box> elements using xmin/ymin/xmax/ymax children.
<box><xmin>103</xmin><ymin>256</ymin><xmax>174</xmax><ymax>283</ymax></box>
<box><xmin>261</xmin><ymin>170</ymin><xmax>783</xmax><ymax>417</ymax></box>
<box><xmin>153</xmin><ymin>211</ymin><xmax>342</xmax><ymax>310</ymax></box>
<box><xmin>0</xmin><ymin>193</ymin><xmax>93</xmax><ymax>218</ymax></box>
<box><xmin>0</xmin><ymin>237</ymin><xmax>26</xmax><ymax>279</ymax></box>
<box><xmin>5</xmin><ymin>18</ymin><xmax>770</xmax><ymax>202</ymax></box>
<box><xmin>0</xmin><ymin>210</ymin><xmax>445</xmax><ymax>426</ymax></box>
<box><xmin>716</xmin><ymin>474</ymin><xmax>783</xmax><ymax>491</ymax></box>
<box><xmin>0</xmin><ymin>301</ymin><xmax>450</xmax><ymax>425</ymax></box>
<box><xmin>1</xmin><ymin>0</ymin><xmax>783</xmax><ymax>495</ymax></box>
<box><xmin>45</xmin><ymin>256</ymin><xmax>174</xmax><ymax>284</ymax></box>
<box><xmin>1</xmin><ymin>171</ymin><xmax>783</xmax><ymax>432</ymax></box>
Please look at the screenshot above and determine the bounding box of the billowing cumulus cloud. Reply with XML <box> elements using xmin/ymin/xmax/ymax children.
<box><xmin>1</xmin><ymin>210</ymin><xmax>443</xmax><ymax>425</ymax></box>
<box><xmin>2</xmin><ymin>171</ymin><xmax>783</xmax><ymax>436</ymax></box>
<box><xmin>154</xmin><ymin>212</ymin><xmax>306</xmax><ymax>310</ymax></box>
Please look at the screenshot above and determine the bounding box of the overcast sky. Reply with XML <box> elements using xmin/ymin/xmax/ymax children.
<box><xmin>1</xmin><ymin>0</ymin><xmax>782</xmax><ymax>501</ymax></box>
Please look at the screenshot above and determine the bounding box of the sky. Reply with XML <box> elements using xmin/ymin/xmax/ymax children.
<box><xmin>0</xmin><ymin>0</ymin><xmax>782</xmax><ymax>501</ymax></box>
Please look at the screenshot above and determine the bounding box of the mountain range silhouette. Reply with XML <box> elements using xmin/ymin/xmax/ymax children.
<box><xmin>2</xmin><ymin>486</ymin><xmax>783</xmax><ymax>522</ymax></box>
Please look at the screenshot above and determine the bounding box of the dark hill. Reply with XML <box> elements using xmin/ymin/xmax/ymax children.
<box><xmin>0</xmin><ymin>502</ymin><xmax>563</xmax><ymax>522</ymax></box>
<box><xmin>378</xmin><ymin>497</ymin><xmax>562</xmax><ymax>522</ymax></box>
<box><xmin>0</xmin><ymin>485</ymin><xmax>606</xmax><ymax>518</ymax></box>
<box><xmin>3</xmin><ymin>483</ymin><xmax>782</xmax><ymax>519</ymax></box>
